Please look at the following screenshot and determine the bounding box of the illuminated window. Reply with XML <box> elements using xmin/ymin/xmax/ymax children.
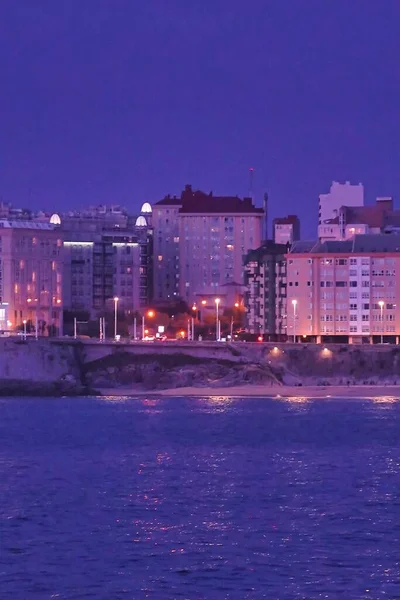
<box><xmin>158</xmin><ymin>255</ymin><xmax>163</xmax><ymax>261</ymax></box>
<box><xmin>19</xmin><ymin>260</ymin><xmax>25</xmax><ymax>269</ymax></box>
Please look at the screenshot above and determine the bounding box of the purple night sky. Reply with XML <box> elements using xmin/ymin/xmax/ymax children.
<box><xmin>1</xmin><ymin>0</ymin><xmax>400</xmax><ymax>236</ymax></box>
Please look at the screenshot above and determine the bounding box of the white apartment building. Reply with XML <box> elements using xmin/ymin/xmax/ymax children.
<box><xmin>319</xmin><ymin>181</ymin><xmax>364</xmax><ymax>226</ymax></box>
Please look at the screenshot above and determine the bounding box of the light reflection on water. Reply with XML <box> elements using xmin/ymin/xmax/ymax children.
<box><xmin>1</xmin><ymin>395</ymin><xmax>400</xmax><ymax>598</ymax></box>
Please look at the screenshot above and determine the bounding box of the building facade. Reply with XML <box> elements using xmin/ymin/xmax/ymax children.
<box><xmin>0</xmin><ymin>220</ymin><xmax>63</xmax><ymax>335</ymax></box>
<box><xmin>273</xmin><ymin>215</ymin><xmax>300</xmax><ymax>245</ymax></box>
<box><xmin>243</xmin><ymin>241</ymin><xmax>287</xmax><ymax>337</ymax></box>
<box><xmin>318</xmin><ymin>197</ymin><xmax>398</xmax><ymax>241</ymax></box>
<box><xmin>319</xmin><ymin>181</ymin><xmax>364</xmax><ymax>226</ymax></box>
<box><xmin>61</xmin><ymin>203</ymin><xmax>153</xmax><ymax>315</ymax></box>
<box><xmin>153</xmin><ymin>185</ymin><xmax>264</xmax><ymax>304</ymax></box>
<box><xmin>286</xmin><ymin>235</ymin><xmax>400</xmax><ymax>343</ymax></box>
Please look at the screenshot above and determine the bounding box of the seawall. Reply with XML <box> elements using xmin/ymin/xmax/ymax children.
<box><xmin>1</xmin><ymin>339</ymin><xmax>400</xmax><ymax>395</ymax></box>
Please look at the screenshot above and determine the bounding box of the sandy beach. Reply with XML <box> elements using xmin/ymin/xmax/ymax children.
<box><xmin>98</xmin><ymin>384</ymin><xmax>400</xmax><ymax>399</ymax></box>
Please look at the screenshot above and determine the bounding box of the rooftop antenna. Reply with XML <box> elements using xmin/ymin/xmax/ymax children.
<box><xmin>248</xmin><ymin>167</ymin><xmax>254</xmax><ymax>199</ymax></box>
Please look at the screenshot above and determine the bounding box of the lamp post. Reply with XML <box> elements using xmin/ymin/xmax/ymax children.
<box><xmin>215</xmin><ymin>298</ymin><xmax>220</xmax><ymax>341</ymax></box>
<box><xmin>379</xmin><ymin>300</ymin><xmax>384</xmax><ymax>344</ymax></box>
<box><xmin>143</xmin><ymin>310</ymin><xmax>154</xmax><ymax>340</ymax></box>
<box><xmin>291</xmin><ymin>299</ymin><xmax>297</xmax><ymax>343</ymax></box>
<box><xmin>23</xmin><ymin>319</ymin><xmax>27</xmax><ymax>341</ymax></box>
<box><xmin>113</xmin><ymin>297</ymin><xmax>119</xmax><ymax>340</ymax></box>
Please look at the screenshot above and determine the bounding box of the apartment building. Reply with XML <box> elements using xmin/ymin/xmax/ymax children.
<box><xmin>153</xmin><ymin>185</ymin><xmax>264</xmax><ymax>303</ymax></box>
<box><xmin>61</xmin><ymin>203</ymin><xmax>153</xmax><ymax>315</ymax></box>
<box><xmin>318</xmin><ymin>197</ymin><xmax>398</xmax><ymax>241</ymax></box>
<box><xmin>286</xmin><ymin>235</ymin><xmax>400</xmax><ymax>343</ymax></box>
<box><xmin>319</xmin><ymin>181</ymin><xmax>364</xmax><ymax>226</ymax></box>
<box><xmin>273</xmin><ymin>215</ymin><xmax>300</xmax><ymax>245</ymax></box>
<box><xmin>243</xmin><ymin>241</ymin><xmax>287</xmax><ymax>337</ymax></box>
<box><xmin>0</xmin><ymin>220</ymin><xmax>63</xmax><ymax>335</ymax></box>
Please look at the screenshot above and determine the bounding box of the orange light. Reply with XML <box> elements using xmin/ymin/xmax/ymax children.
<box><xmin>147</xmin><ymin>310</ymin><xmax>155</xmax><ymax>318</ymax></box>
<box><xmin>192</xmin><ymin>305</ymin><xmax>196</xmax><ymax>311</ymax></box>
<box><xmin>27</xmin><ymin>298</ymin><xmax>32</xmax><ymax>303</ymax></box>
<box><xmin>180</xmin><ymin>330</ymin><xmax>185</xmax><ymax>337</ymax></box>
<box><xmin>144</xmin><ymin>329</ymin><xmax>149</xmax><ymax>334</ymax></box>
<box><xmin>258</xmin><ymin>336</ymin><xmax>263</xmax><ymax>342</ymax></box>
<box><xmin>234</xmin><ymin>302</ymin><xmax>239</xmax><ymax>308</ymax></box>
<box><xmin>201</xmin><ymin>300</ymin><xmax>206</xmax><ymax>306</ymax></box>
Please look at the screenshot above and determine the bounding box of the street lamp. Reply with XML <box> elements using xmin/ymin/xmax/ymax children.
<box><xmin>142</xmin><ymin>309</ymin><xmax>154</xmax><ymax>340</ymax></box>
<box><xmin>215</xmin><ymin>298</ymin><xmax>221</xmax><ymax>341</ymax></box>
<box><xmin>113</xmin><ymin>297</ymin><xmax>119</xmax><ymax>339</ymax></box>
<box><xmin>291</xmin><ymin>299</ymin><xmax>297</xmax><ymax>343</ymax></box>
<box><xmin>378</xmin><ymin>300</ymin><xmax>384</xmax><ymax>344</ymax></box>
<box><xmin>23</xmin><ymin>319</ymin><xmax>27</xmax><ymax>340</ymax></box>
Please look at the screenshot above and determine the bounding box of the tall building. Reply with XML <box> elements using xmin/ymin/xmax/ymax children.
<box><xmin>152</xmin><ymin>196</ymin><xmax>181</xmax><ymax>302</ymax></box>
<box><xmin>273</xmin><ymin>215</ymin><xmax>300</xmax><ymax>245</ymax></box>
<box><xmin>243</xmin><ymin>241</ymin><xmax>287</xmax><ymax>337</ymax></box>
<box><xmin>61</xmin><ymin>203</ymin><xmax>153</xmax><ymax>315</ymax></box>
<box><xmin>286</xmin><ymin>235</ymin><xmax>400</xmax><ymax>344</ymax></box>
<box><xmin>153</xmin><ymin>185</ymin><xmax>264</xmax><ymax>303</ymax></box>
<box><xmin>0</xmin><ymin>220</ymin><xmax>63</xmax><ymax>335</ymax></box>
<box><xmin>319</xmin><ymin>181</ymin><xmax>364</xmax><ymax>226</ymax></box>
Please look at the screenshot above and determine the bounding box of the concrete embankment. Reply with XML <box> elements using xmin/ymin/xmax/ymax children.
<box><xmin>0</xmin><ymin>338</ymin><xmax>87</xmax><ymax>396</ymax></box>
<box><xmin>2</xmin><ymin>338</ymin><xmax>400</xmax><ymax>395</ymax></box>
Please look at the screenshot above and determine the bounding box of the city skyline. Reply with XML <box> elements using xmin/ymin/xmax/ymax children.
<box><xmin>2</xmin><ymin>1</ymin><xmax>400</xmax><ymax>237</ymax></box>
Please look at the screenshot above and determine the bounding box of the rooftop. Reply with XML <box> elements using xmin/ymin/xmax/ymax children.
<box><xmin>290</xmin><ymin>234</ymin><xmax>400</xmax><ymax>255</ymax></box>
<box><xmin>273</xmin><ymin>215</ymin><xmax>299</xmax><ymax>225</ymax></box>
<box><xmin>155</xmin><ymin>184</ymin><xmax>264</xmax><ymax>214</ymax></box>
<box><xmin>0</xmin><ymin>220</ymin><xmax>57</xmax><ymax>230</ymax></box>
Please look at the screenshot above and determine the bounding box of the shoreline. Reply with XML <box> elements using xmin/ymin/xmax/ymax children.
<box><xmin>98</xmin><ymin>384</ymin><xmax>400</xmax><ymax>399</ymax></box>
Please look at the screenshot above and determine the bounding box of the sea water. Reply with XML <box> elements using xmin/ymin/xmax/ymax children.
<box><xmin>1</xmin><ymin>395</ymin><xmax>400</xmax><ymax>599</ymax></box>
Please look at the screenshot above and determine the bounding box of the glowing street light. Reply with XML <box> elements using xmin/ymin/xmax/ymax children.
<box><xmin>142</xmin><ymin>309</ymin><xmax>155</xmax><ymax>340</ymax></box>
<box><xmin>23</xmin><ymin>319</ymin><xmax>27</xmax><ymax>340</ymax></box>
<box><xmin>113</xmin><ymin>297</ymin><xmax>119</xmax><ymax>339</ymax></box>
<box><xmin>378</xmin><ymin>300</ymin><xmax>384</xmax><ymax>344</ymax></box>
<box><xmin>291</xmin><ymin>299</ymin><xmax>298</xmax><ymax>343</ymax></box>
<box><xmin>215</xmin><ymin>298</ymin><xmax>221</xmax><ymax>341</ymax></box>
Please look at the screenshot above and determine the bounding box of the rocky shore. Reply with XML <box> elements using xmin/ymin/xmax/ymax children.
<box><xmin>2</xmin><ymin>338</ymin><xmax>400</xmax><ymax>396</ymax></box>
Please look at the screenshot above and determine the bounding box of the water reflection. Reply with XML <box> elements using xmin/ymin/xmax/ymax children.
<box><xmin>371</xmin><ymin>396</ymin><xmax>399</xmax><ymax>408</ymax></box>
<box><xmin>2</xmin><ymin>396</ymin><xmax>400</xmax><ymax>598</ymax></box>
